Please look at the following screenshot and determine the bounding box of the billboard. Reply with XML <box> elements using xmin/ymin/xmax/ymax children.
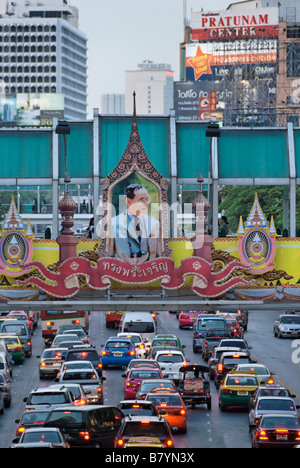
<box><xmin>0</xmin><ymin>93</ymin><xmax>64</xmax><ymax>127</ymax></box>
<box><xmin>174</xmin><ymin>82</ymin><xmax>223</xmax><ymax>121</ymax></box>
<box><xmin>191</xmin><ymin>7</ymin><xmax>279</xmax><ymax>41</ymax></box>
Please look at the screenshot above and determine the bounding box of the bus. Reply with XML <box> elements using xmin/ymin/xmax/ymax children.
<box><xmin>41</xmin><ymin>310</ymin><xmax>90</xmax><ymax>345</ymax></box>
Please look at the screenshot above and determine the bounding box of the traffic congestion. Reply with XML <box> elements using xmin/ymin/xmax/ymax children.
<box><xmin>0</xmin><ymin>308</ymin><xmax>299</xmax><ymax>448</ymax></box>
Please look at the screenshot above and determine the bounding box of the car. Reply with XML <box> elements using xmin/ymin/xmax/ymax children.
<box><xmin>214</xmin><ymin>351</ymin><xmax>254</xmax><ymax>389</ymax></box>
<box><xmin>44</xmin><ymin>405</ymin><xmax>125</xmax><ymax>448</ymax></box>
<box><xmin>251</xmin><ymin>414</ymin><xmax>300</xmax><ymax>448</ymax></box>
<box><xmin>23</xmin><ymin>386</ymin><xmax>75</xmax><ymax>411</ymax></box>
<box><xmin>148</xmin><ymin>334</ymin><xmax>186</xmax><ymax>355</ymax></box>
<box><xmin>208</xmin><ymin>347</ymin><xmax>242</xmax><ymax>381</ymax></box>
<box><xmin>249</xmin><ymin>397</ymin><xmax>300</xmax><ymax>432</ymax></box>
<box><xmin>222</xmin><ymin>315</ymin><xmax>244</xmax><ymax>338</ymax></box>
<box><xmin>136</xmin><ymin>379</ymin><xmax>176</xmax><ymax>400</ymax></box>
<box><xmin>273</xmin><ymin>313</ymin><xmax>300</xmax><ymax>338</ymax></box>
<box><xmin>0</xmin><ymin>351</ymin><xmax>13</xmax><ymax>379</ymax></box>
<box><xmin>236</xmin><ymin>363</ymin><xmax>275</xmax><ymax>385</ymax></box>
<box><xmin>145</xmin><ymin>390</ymin><xmax>187</xmax><ymax>433</ymax></box>
<box><xmin>115</xmin><ymin>415</ymin><xmax>174</xmax><ymax>448</ymax></box>
<box><xmin>249</xmin><ymin>385</ymin><xmax>296</xmax><ymax>411</ymax></box>
<box><xmin>101</xmin><ymin>337</ymin><xmax>136</xmax><ymax>369</ymax></box>
<box><xmin>38</xmin><ymin>348</ymin><xmax>69</xmax><ymax>379</ymax></box>
<box><xmin>201</xmin><ymin>329</ymin><xmax>234</xmax><ymax>361</ymax></box>
<box><xmin>15</xmin><ymin>410</ymin><xmax>51</xmax><ymax>441</ymax></box>
<box><xmin>0</xmin><ymin>371</ymin><xmax>11</xmax><ymax>408</ymax></box>
<box><xmin>0</xmin><ymin>320</ymin><xmax>32</xmax><ymax>357</ymax></box>
<box><xmin>49</xmin><ymin>384</ymin><xmax>88</xmax><ymax>407</ymax></box>
<box><xmin>65</xmin><ymin>345</ymin><xmax>103</xmax><ymax>378</ymax></box>
<box><xmin>12</xmin><ymin>427</ymin><xmax>70</xmax><ymax>448</ymax></box>
<box><xmin>193</xmin><ymin>315</ymin><xmax>228</xmax><ymax>353</ymax></box>
<box><xmin>117</xmin><ymin>400</ymin><xmax>159</xmax><ymax>416</ymax></box>
<box><xmin>0</xmin><ymin>333</ymin><xmax>25</xmax><ymax>365</ymax></box>
<box><xmin>219</xmin><ymin>371</ymin><xmax>260</xmax><ymax>412</ymax></box>
<box><xmin>218</xmin><ymin>339</ymin><xmax>252</xmax><ymax>355</ymax></box>
<box><xmin>117</xmin><ymin>332</ymin><xmax>147</xmax><ymax>358</ymax></box>
<box><xmin>6</xmin><ymin>311</ymin><xmax>33</xmax><ymax>335</ymax></box>
<box><xmin>62</xmin><ymin>329</ymin><xmax>89</xmax><ymax>344</ymax></box>
<box><xmin>178</xmin><ymin>364</ymin><xmax>211</xmax><ymax>410</ymax></box>
<box><xmin>55</xmin><ymin>369</ymin><xmax>106</xmax><ymax>405</ymax></box>
<box><xmin>123</xmin><ymin>367</ymin><xmax>163</xmax><ymax>400</ymax></box>
<box><xmin>178</xmin><ymin>311</ymin><xmax>202</xmax><ymax>329</ymax></box>
<box><xmin>216</xmin><ymin>309</ymin><xmax>249</xmax><ymax>331</ymax></box>
<box><xmin>123</xmin><ymin>359</ymin><xmax>161</xmax><ymax>377</ymax></box>
<box><xmin>154</xmin><ymin>350</ymin><xmax>189</xmax><ymax>383</ymax></box>
<box><xmin>51</xmin><ymin>334</ymin><xmax>82</xmax><ymax>348</ymax></box>
<box><xmin>56</xmin><ymin>360</ymin><xmax>96</xmax><ymax>380</ymax></box>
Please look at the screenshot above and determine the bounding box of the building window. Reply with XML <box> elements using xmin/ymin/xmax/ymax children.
<box><xmin>287</xmin><ymin>43</ymin><xmax>300</xmax><ymax>77</ymax></box>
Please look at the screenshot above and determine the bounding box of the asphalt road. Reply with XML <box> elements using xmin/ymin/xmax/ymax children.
<box><xmin>0</xmin><ymin>309</ymin><xmax>299</xmax><ymax>448</ymax></box>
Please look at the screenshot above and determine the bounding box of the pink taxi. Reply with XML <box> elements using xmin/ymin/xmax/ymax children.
<box><xmin>179</xmin><ymin>311</ymin><xmax>203</xmax><ymax>329</ymax></box>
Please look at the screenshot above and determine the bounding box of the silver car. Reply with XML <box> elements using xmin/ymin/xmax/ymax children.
<box><xmin>249</xmin><ymin>396</ymin><xmax>300</xmax><ymax>432</ymax></box>
<box><xmin>273</xmin><ymin>314</ymin><xmax>300</xmax><ymax>338</ymax></box>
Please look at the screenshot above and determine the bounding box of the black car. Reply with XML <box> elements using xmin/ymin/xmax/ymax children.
<box><xmin>44</xmin><ymin>405</ymin><xmax>124</xmax><ymax>448</ymax></box>
<box><xmin>65</xmin><ymin>346</ymin><xmax>102</xmax><ymax>378</ymax></box>
<box><xmin>117</xmin><ymin>400</ymin><xmax>159</xmax><ymax>417</ymax></box>
<box><xmin>15</xmin><ymin>410</ymin><xmax>51</xmax><ymax>442</ymax></box>
<box><xmin>251</xmin><ymin>414</ymin><xmax>300</xmax><ymax>448</ymax></box>
<box><xmin>115</xmin><ymin>415</ymin><xmax>174</xmax><ymax>448</ymax></box>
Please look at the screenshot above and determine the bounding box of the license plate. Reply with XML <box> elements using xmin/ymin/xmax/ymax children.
<box><xmin>191</xmin><ymin>316</ymin><xmax>196</xmax><ymax>320</ymax></box>
<box><xmin>114</xmin><ymin>353</ymin><xmax>122</xmax><ymax>357</ymax></box>
<box><xmin>238</xmin><ymin>391</ymin><xmax>248</xmax><ymax>396</ymax></box>
<box><xmin>276</xmin><ymin>434</ymin><xmax>288</xmax><ymax>441</ymax></box>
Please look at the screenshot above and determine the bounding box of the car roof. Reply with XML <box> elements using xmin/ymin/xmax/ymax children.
<box><xmin>155</xmin><ymin>350</ymin><xmax>183</xmax><ymax>355</ymax></box>
<box><xmin>106</xmin><ymin>337</ymin><xmax>132</xmax><ymax>342</ymax></box>
<box><xmin>257</xmin><ymin>396</ymin><xmax>294</xmax><ymax>402</ymax></box>
<box><xmin>31</xmin><ymin>387</ymin><xmax>70</xmax><ymax>394</ymax></box>
<box><xmin>237</xmin><ymin>363</ymin><xmax>267</xmax><ymax>368</ymax></box>
<box><xmin>22</xmin><ymin>427</ymin><xmax>60</xmax><ymax>433</ymax></box>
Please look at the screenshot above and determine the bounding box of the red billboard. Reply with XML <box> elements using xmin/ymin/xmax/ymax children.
<box><xmin>191</xmin><ymin>7</ymin><xmax>279</xmax><ymax>41</ymax></box>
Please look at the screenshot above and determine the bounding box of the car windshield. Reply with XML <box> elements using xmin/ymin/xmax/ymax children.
<box><xmin>22</xmin><ymin>431</ymin><xmax>62</xmax><ymax>444</ymax></box>
<box><xmin>120</xmin><ymin>405</ymin><xmax>156</xmax><ymax>416</ymax></box>
<box><xmin>42</xmin><ymin>350</ymin><xmax>68</xmax><ymax>360</ymax></box>
<box><xmin>147</xmin><ymin>395</ymin><xmax>182</xmax><ymax>406</ymax></box>
<box><xmin>66</xmin><ymin>351</ymin><xmax>99</xmax><ymax>362</ymax></box>
<box><xmin>226</xmin><ymin>376</ymin><xmax>259</xmax><ymax>386</ymax></box>
<box><xmin>130</xmin><ymin>371</ymin><xmax>161</xmax><ymax>379</ymax></box>
<box><xmin>220</xmin><ymin>340</ymin><xmax>246</xmax><ymax>349</ymax></box>
<box><xmin>54</xmin><ymin>335</ymin><xmax>79</xmax><ymax>343</ymax></box>
<box><xmin>257</xmin><ymin>399</ymin><xmax>296</xmax><ymax>411</ymax></box>
<box><xmin>123</xmin><ymin>422</ymin><xmax>168</xmax><ymax>437</ymax></box>
<box><xmin>223</xmin><ymin>356</ymin><xmax>250</xmax><ymax>365</ymax></box>
<box><xmin>62</xmin><ymin>372</ymin><xmax>98</xmax><ymax>381</ymax></box>
<box><xmin>197</xmin><ymin>319</ymin><xmax>226</xmax><ymax>330</ymax></box>
<box><xmin>261</xmin><ymin>417</ymin><xmax>300</xmax><ymax>430</ymax></box>
<box><xmin>140</xmin><ymin>381</ymin><xmax>173</xmax><ymax>392</ymax></box>
<box><xmin>124</xmin><ymin>322</ymin><xmax>155</xmax><ymax>333</ymax></box>
<box><xmin>258</xmin><ymin>388</ymin><xmax>289</xmax><ymax>398</ymax></box>
<box><xmin>206</xmin><ymin>330</ymin><xmax>231</xmax><ymax>338</ymax></box>
<box><xmin>281</xmin><ymin>316</ymin><xmax>300</xmax><ymax>324</ymax></box>
<box><xmin>2</xmin><ymin>324</ymin><xmax>27</xmax><ymax>336</ymax></box>
<box><xmin>239</xmin><ymin>366</ymin><xmax>269</xmax><ymax>375</ymax></box>
<box><xmin>153</xmin><ymin>340</ymin><xmax>178</xmax><ymax>347</ymax></box>
<box><xmin>1</xmin><ymin>337</ymin><xmax>19</xmax><ymax>345</ymax></box>
<box><xmin>121</xmin><ymin>336</ymin><xmax>141</xmax><ymax>344</ymax></box>
<box><xmin>106</xmin><ymin>341</ymin><xmax>132</xmax><ymax>349</ymax></box>
<box><xmin>63</xmin><ymin>362</ymin><xmax>92</xmax><ymax>371</ymax></box>
<box><xmin>64</xmin><ymin>330</ymin><xmax>86</xmax><ymax>338</ymax></box>
<box><xmin>29</xmin><ymin>393</ymin><xmax>69</xmax><ymax>405</ymax></box>
<box><xmin>46</xmin><ymin>410</ymin><xmax>84</xmax><ymax>428</ymax></box>
<box><xmin>21</xmin><ymin>411</ymin><xmax>50</xmax><ymax>425</ymax></box>
<box><xmin>156</xmin><ymin>354</ymin><xmax>183</xmax><ymax>364</ymax></box>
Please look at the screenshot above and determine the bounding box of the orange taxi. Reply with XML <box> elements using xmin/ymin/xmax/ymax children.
<box><xmin>145</xmin><ymin>388</ymin><xmax>187</xmax><ymax>434</ymax></box>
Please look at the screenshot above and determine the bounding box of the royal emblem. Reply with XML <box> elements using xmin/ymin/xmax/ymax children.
<box><xmin>237</xmin><ymin>193</ymin><xmax>277</xmax><ymax>274</ymax></box>
<box><xmin>0</xmin><ymin>196</ymin><xmax>34</xmax><ymax>276</ymax></box>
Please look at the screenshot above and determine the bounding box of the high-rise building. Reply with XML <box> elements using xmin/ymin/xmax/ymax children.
<box><xmin>0</xmin><ymin>0</ymin><xmax>88</xmax><ymax>121</ymax></box>
<box><xmin>125</xmin><ymin>60</ymin><xmax>174</xmax><ymax>115</ymax></box>
<box><xmin>100</xmin><ymin>94</ymin><xmax>125</xmax><ymax>115</ymax></box>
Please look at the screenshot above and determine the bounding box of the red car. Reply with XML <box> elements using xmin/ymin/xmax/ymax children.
<box><xmin>122</xmin><ymin>367</ymin><xmax>163</xmax><ymax>400</ymax></box>
<box><xmin>223</xmin><ymin>316</ymin><xmax>244</xmax><ymax>338</ymax></box>
<box><xmin>179</xmin><ymin>311</ymin><xmax>202</xmax><ymax>329</ymax></box>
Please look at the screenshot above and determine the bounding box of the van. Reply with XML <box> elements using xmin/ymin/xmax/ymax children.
<box><xmin>0</xmin><ymin>321</ymin><xmax>32</xmax><ymax>357</ymax></box>
<box><xmin>193</xmin><ymin>315</ymin><xmax>228</xmax><ymax>354</ymax></box>
<box><xmin>44</xmin><ymin>405</ymin><xmax>124</xmax><ymax>448</ymax></box>
<box><xmin>0</xmin><ymin>352</ymin><xmax>13</xmax><ymax>380</ymax></box>
<box><xmin>119</xmin><ymin>312</ymin><xmax>157</xmax><ymax>346</ymax></box>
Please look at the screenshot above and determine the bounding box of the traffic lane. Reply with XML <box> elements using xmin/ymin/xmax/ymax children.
<box><xmin>0</xmin><ymin>325</ymin><xmax>46</xmax><ymax>448</ymax></box>
<box><xmin>246</xmin><ymin>310</ymin><xmax>300</xmax><ymax>403</ymax></box>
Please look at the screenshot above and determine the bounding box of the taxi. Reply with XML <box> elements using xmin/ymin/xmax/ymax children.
<box><xmin>124</xmin><ymin>437</ymin><xmax>165</xmax><ymax>448</ymax></box>
<box><xmin>145</xmin><ymin>389</ymin><xmax>187</xmax><ymax>434</ymax></box>
<box><xmin>219</xmin><ymin>370</ymin><xmax>260</xmax><ymax>412</ymax></box>
<box><xmin>0</xmin><ymin>333</ymin><xmax>25</xmax><ymax>364</ymax></box>
<box><xmin>178</xmin><ymin>312</ymin><xmax>201</xmax><ymax>329</ymax></box>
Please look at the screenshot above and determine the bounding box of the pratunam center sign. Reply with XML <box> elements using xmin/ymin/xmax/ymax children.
<box><xmin>191</xmin><ymin>7</ymin><xmax>279</xmax><ymax>41</ymax></box>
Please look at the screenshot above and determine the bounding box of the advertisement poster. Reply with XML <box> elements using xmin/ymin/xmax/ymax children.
<box><xmin>174</xmin><ymin>82</ymin><xmax>223</xmax><ymax>122</ymax></box>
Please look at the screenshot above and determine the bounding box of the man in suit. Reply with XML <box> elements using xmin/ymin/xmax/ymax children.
<box><xmin>109</xmin><ymin>184</ymin><xmax>161</xmax><ymax>263</ymax></box>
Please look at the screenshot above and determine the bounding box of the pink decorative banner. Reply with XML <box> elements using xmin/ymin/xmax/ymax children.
<box><xmin>17</xmin><ymin>256</ymin><xmax>253</xmax><ymax>299</ymax></box>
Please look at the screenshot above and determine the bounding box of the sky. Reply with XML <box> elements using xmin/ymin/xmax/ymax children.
<box><xmin>70</xmin><ymin>0</ymin><xmax>231</xmax><ymax>118</ymax></box>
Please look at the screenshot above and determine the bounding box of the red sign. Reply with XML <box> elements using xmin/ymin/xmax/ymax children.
<box><xmin>191</xmin><ymin>7</ymin><xmax>279</xmax><ymax>41</ymax></box>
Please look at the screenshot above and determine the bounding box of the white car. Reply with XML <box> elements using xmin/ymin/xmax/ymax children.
<box><xmin>153</xmin><ymin>350</ymin><xmax>189</xmax><ymax>383</ymax></box>
<box><xmin>117</xmin><ymin>333</ymin><xmax>147</xmax><ymax>358</ymax></box>
<box><xmin>236</xmin><ymin>364</ymin><xmax>275</xmax><ymax>385</ymax></box>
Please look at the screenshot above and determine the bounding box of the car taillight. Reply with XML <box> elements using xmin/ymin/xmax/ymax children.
<box><xmin>40</xmin><ymin>362</ymin><xmax>46</xmax><ymax>367</ymax></box>
<box><xmin>46</xmin><ymin>322</ymin><xmax>53</xmax><ymax>327</ymax></box>
<box><xmin>102</xmin><ymin>350</ymin><xmax>110</xmax><ymax>356</ymax></box>
<box><xmin>97</xmin><ymin>387</ymin><xmax>102</xmax><ymax>394</ymax></box>
<box><xmin>259</xmin><ymin>430</ymin><xmax>269</xmax><ymax>441</ymax></box>
<box><xmin>296</xmin><ymin>432</ymin><xmax>300</xmax><ymax>441</ymax></box>
<box><xmin>97</xmin><ymin>363</ymin><xmax>102</xmax><ymax>369</ymax></box>
<box><xmin>17</xmin><ymin>426</ymin><xmax>25</xmax><ymax>434</ymax></box>
<box><xmin>222</xmin><ymin>389</ymin><xmax>233</xmax><ymax>395</ymax></box>
<box><xmin>74</xmin><ymin>399</ymin><xmax>86</xmax><ymax>406</ymax></box>
<box><xmin>139</xmin><ymin>344</ymin><xmax>145</xmax><ymax>349</ymax></box>
<box><xmin>79</xmin><ymin>431</ymin><xmax>90</xmax><ymax>440</ymax></box>
<box><xmin>166</xmin><ymin>440</ymin><xmax>173</xmax><ymax>447</ymax></box>
<box><xmin>27</xmin><ymin>341</ymin><xmax>31</xmax><ymax>347</ymax></box>
<box><xmin>126</xmin><ymin>351</ymin><xmax>135</xmax><ymax>356</ymax></box>
<box><xmin>15</xmin><ymin>347</ymin><xmax>22</xmax><ymax>352</ymax></box>
<box><xmin>217</xmin><ymin>364</ymin><xmax>223</xmax><ymax>372</ymax></box>
<box><xmin>194</xmin><ymin>333</ymin><xmax>199</xmax><ymax>339</ymax></box>
<box><xmin>180</xmin><ymin>409</ymin><xmax>186</xmax><ymax>415</ymax></box>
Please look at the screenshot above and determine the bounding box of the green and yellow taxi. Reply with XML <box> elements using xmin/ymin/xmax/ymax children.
<box><xmin>0</xmin><ymin>333</ymin><xmax>25</xmax><ymax>364</ymax></box>
<box><xmin>219</xmin><ymin>370</ymin><xmax>260</xmax><ymax>412</ymax></box>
